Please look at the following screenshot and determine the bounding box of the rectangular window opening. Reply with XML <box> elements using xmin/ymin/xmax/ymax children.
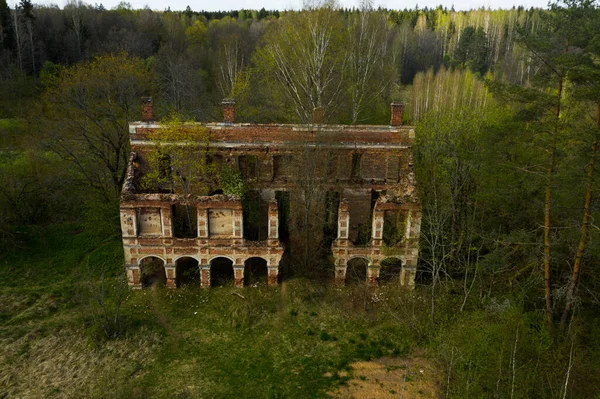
<box><xmin>243</xmin><ymin>190</ymin><xmax>269</xmax><ymax>241</ymax></box>
<box><xmin>172</xmin><ymin>204</ymin><xmax>198</xmax><ymax>238</ymax></box>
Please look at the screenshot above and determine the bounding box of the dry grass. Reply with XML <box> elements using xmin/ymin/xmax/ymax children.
<box><xmin>330</xmin><ymin>355</ymin><xmax>443</xmax><ymax>399</ymax></box>
<box><xmin>0</xmin><ymin>326</ymin><xmax>161</xmax><ymax>398</ymax></box>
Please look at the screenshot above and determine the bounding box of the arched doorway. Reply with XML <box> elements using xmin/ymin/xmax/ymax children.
<box><xmin>244</xmin><ymin>257</ymin><xmax>268</xmax><ymax>286</ymax></box>
<box><xmin>176</xmin><ymin>257</ymin><xmax>199</xmax><ymax>287</ymax></box>
<box><xmin>379</xmin><ymin>257</ymin><xmax>402</xmax><ymax>285</ymax></box>
<box><xmin>210</xmin><ymin>257</ymin><xmax>234</xmax><ymax>287</ymax></box>
<box><xmin>346</xmin><ymin>257</ymin><xmax>368</xmax><ymax>285</ymax></box>
<box><xmin>140</xmin><ymin>256</ymin><xmax>166</xmax><ymax>288</ymax></box>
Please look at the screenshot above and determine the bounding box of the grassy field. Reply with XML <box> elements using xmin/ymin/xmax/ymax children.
<box><xmin>2</xmin><ymin>224</ymin><xmax>599</xmax><ymax>398</ymax></box>
<box><xmin>0</xmin><ymin>224</ymin><xmax>438</xmax><ymax>398</ymax></box>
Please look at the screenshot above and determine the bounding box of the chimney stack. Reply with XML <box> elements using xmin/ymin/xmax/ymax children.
<box><xmin>390</xmin><ymin>102</ymin><xmax>404</xmax><ymax>126</ymax></box>
<box><xmin>312</xmin><ymin>106</ymin><xmax>325</xmax><ymax>124</ymax></box>
<box><xmin>222</xmin><ymin>99</ymin><xmax>236</xmax><ymax>124</ymax></box>
<box><xmin>142</xmin><ymin>97</ymin><xmax>154</xmax><ymax>122</ymax></box>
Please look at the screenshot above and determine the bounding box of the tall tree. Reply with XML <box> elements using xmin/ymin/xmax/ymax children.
<box><xmin>256</xmin><ymin>1</ymin><xmax>347</xmax><ymax>122</ymax></box>
<box><xmin>488</xmin><ymin>0</ymin><xmax>594</xmax><ymax>326</ymax></box>
<box><xmin>0</xmin><ymin>0</ymin><xmax>13</xmax><ymax>51</ymax></box>
<box><xmin>19</xmin><ymin>0</ymin><xmax>35</xmax><ymax>73</ymax></box>
<box><xmin>36</xmin><ymin>53</ymin><xmax>153</xmax><ymax>201</ymax></box>
<box><xmin>558</xmin><ymin>0</ymin><xmax>600</xmax><ymax>329</ymax></box>
<box><xmin>346</xmin><ymin>1</ymin><xmax>394</xmax><ymax>124</ymax></box>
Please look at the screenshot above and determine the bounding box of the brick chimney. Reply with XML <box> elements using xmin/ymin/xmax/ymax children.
<box><xmin>312</xmin><ymin>106</ymin><xmax>325</xmax><ymax>124</ymax></box>
<box><xmin>390</xmin><ymin>102</ymin><xmax>404</xmax><ymax>126</ymax></box>
<box><xmin>222</xmin><ymin>99</ymin><xmax>236</xmax><ymax>124</ymax></box>
<box><xmin>142</xmin><ymin>97</ymin><xmax>154</xmax><ymax>122</ymax></box>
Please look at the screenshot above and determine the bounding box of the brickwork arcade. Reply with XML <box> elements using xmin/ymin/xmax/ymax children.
<box><xmin>120</xmin><ymin>99</ymin><xmax>421</xmax><ymax>288</ymax></box>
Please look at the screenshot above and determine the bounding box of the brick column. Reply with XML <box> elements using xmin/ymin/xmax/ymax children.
<box><xmin>200</xmin><ymin>266</ymin><xmax>210</xmax><ymax>288</ymax></box>
<box><xmin>126</xmin><ymin>265</ymin><xmax>142</xmax><ymax>289</ymax></box>
<box><xmin>233</xmin><ymin>209</ymin><xmax>243</xmax><ymax>242</ymax></box>
<box><xmin>268</xmin><ymin>200</ymin><xmax>279</xmax><ymax>246</ymax></box>
<box><xmin>260</xmin><ymin>156</ymin><xmax>274</xmax><ymax>182</ymax></box>
<box><xmin>367</xmin><ymin>263</ymin><xmax>379</xmax><ymax>287</ymax></box>
<box><xmin>400</xmin><ymin>267</ymin><xmax>416</xmax><ymax>287</ymax></box>
<box><xmin>410</xmin><ymin>209</ymin><xmax>422</xmax><ymax>239</ymax></box>
<box><xmin>337</xmin><ymin>200</ymin><xmax>350</xmax><ymax>240</ymax></box>
<box><xmin>371</xmin><ymin>206</ymin><xmax>384</xmax><ymax>246</ymax></box>
<box><xmin>198</xmin><ymin>208</ymin><xmax>208</xmax><ymax>238</ymax></box>
<box><xmin>335</xmin><ymin>262</ymin><xmax>347</xmax><ymax>285</ymax></box>
<box><xmin>161</xmin><ymin>206</ymin><xmax>173</xmax><ymax>238</ymax></box>
<box><xmin>267</xmin><ymin>257</ymin><xmax>279</xmax><ymax>287</ymax></box>
<box><xmin>402</xmin><ymin>208</ymin><xmax>421</xmax><ymax>289</ymax></box>
<box><xmin>404</xmin><ymin>210</ymin><xmax>412</xmax><ymax>240</ymax></box>
<box><xmin>165</xmin><ymin>264</ymin><xmax>176</xmax><ymax>288</ymax></box>
<box><xmin>234</xmin><ymin>258</ymin><xmax>244</xmax><ymax>288</ymax></box>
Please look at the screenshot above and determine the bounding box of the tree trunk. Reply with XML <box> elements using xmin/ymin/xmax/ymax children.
<box><xmin>543</xmin><ymin>42</ymin><xmax>567</xmax><ymax>327</ymax></box>
<box><xmin>560</xmin><ymin>104</ymin><xmax>599</xmax><ymax>330</ymax></box>
<box><xmin>13</xmin><ymin>9</ymin><xmax>22</xmax><ymax>71</ymax></box>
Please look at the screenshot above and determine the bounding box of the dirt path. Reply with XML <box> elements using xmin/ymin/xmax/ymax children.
<box><xmin>330</xmin><ymin>356</ymin><xmax>443</xmax><ymax>399</ymax></box>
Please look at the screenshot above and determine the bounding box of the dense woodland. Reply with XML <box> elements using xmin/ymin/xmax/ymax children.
<box><xmin>1</xmin><ymin>0</ymin><xmax>600</xmax><ymax>397</ymax></box>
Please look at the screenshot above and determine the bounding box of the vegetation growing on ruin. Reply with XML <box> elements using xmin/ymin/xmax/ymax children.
<box><xmin>1</xmin><ymin>0</ymin><xmax>600</xmax><ymax>397</ymax></box>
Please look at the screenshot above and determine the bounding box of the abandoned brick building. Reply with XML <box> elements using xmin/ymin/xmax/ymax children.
<box><xmin>120</xmin><ymin>99</ymin><xmax>421</xmax><ymax>289</ymax></box>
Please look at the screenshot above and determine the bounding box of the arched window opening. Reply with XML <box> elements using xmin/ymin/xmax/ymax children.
<box><xmin>210</xmin><ymin>257</ymin><xmax>234</xmax><ymax>287</ymax></box>
<box><xmin>175</xmin><ymin>257</ymin><xmax>199</xmax><ymax>287</ymax></box>
<box><xmin>244</xmin><ymin>257</ymin><xmax>268</xmax><ymax>286</ymax></box>
<box><xmin>140</xmin><ymin>257</ymin><xmax>166</xmax><ymax>288</ymax></box>
<box><xmin>346</xmin><ymin>257</ymin><xmax>368</xmax><ymax>285</ymax></box>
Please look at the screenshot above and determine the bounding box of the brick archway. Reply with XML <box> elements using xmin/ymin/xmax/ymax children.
<box><xmin>139</xmin><ymin>256</ymin><xmax>166</xmax><ymax>288</ymax></box>
<box><xmin>244</xmin><ymin>257</ymin><xmax>268</xmax><ymax>286</ymax></box>
<box><xmin>210</xmin><ymin>257</ymin><xmax>234</xmax><ymax>287</ymax></box>
<box><xmin>346</xmin><ymin>257</ymin><xmax>369</xmax><ymax>285</ymax></box>
<box><xmin>175</xmin><ymin>256</ymin><xmax>200</xmax><ymax>287</ymax></box>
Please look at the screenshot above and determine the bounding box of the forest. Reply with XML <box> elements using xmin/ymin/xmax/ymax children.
<box><xmin>1</xmin><ymin>0</ymin><xmax>600</xmax><ymax>397</ymax></box>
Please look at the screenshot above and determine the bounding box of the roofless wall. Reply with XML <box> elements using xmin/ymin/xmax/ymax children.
<box><xmin>120</xmin><ymin>99</ymin><xmax>421</xmax><ymax>288</ymax></box>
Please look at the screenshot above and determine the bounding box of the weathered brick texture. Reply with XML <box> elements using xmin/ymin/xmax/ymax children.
<box><xmin>122</xmin><ymin>101</ymin><xmax>421</xmax><ymax>288</ymax></box>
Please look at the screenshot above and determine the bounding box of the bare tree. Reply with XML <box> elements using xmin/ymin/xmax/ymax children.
<box><xmin>347</xmin><ymin>1</ymin><xmax>394</xmax><ymax>123</ymax></box>
<box><xmin>209</xmin><ymin>17</ymin><xmax>247</xmax><ymax>98</ymax></box>
<box><xmin>64</xmin><ymin>0</ymin><xmax>87</xmax><ymax>60</ymax></box>
<box><xmin>261</xmin><ymin>1</ymin><xmax>347</xmax><ymax>122</ymax></box>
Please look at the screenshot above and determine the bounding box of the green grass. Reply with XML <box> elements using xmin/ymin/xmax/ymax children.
<box><xmin>3</xmin><ymin>224</ymin><xmax>599</xmax><ymax>398</ymax></box>
<box><xmin>122</xmin><ymin>282</ymin><xmax>416</xmax><ymax>398</ymax></box>
<box><xmin>0</xmin><ymin>224</ymin><xmax>424</xmax><ymax>398</ymax></box>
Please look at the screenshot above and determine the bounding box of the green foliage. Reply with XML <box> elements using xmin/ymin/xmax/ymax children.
<box><xmin>39</xmin><ymin>61</ymin><xmax>60</xmax><ymax>87</ymax></box>
<box><xmin>37</xmin><ymin>53</ymin><xmax>153</xmax><ymax>200</ymax></box>
<box><xmin>0</xmin><ymin>151</ymin><xmax>82</xmax><ymax>251</ymax></box>
<box><xmin>140</xmin><ymin>113</ymin><xmax>215</xmax><ymax>195</ymax></box>
<box><xmin>452</xmin><ymin>26</ymin><xmax>489</xmax><ymax>74</ymax></box>
<box><xmin>220</xmin><ymin>163</ymin><xmax>246</xmax><ymax>197</ymax></box>
<box><xmin>355</xmin><ymin>222</ymin><xmax>372</xmax><ymax>246</ymax></box>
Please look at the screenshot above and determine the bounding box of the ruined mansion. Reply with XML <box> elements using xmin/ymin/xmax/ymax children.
<box><xmin>120</xmin><ymin>99</ymin><xmax>422</xmax><ymax>289</ymax></box>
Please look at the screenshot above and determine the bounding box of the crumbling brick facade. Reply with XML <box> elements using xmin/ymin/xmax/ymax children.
<box><xmin>120</xmin><ymin>99</ymin><xmax>421</xmax><ymax>288</ymax></box>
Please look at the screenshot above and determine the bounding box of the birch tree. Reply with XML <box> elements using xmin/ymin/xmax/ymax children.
<box><xmin>257</xmin><ymin>0</ymin><xmax>347</xmax><ymax>123</ymax></box>
<box><xmin>347</xmin><ymin>1</ymin><xmax>394</xmax><ymax>124</ymax></box>
<box><xmin>209</xmin><ymin>17</ymin><xmax>247</xmax><ymax>99</ymax></box>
